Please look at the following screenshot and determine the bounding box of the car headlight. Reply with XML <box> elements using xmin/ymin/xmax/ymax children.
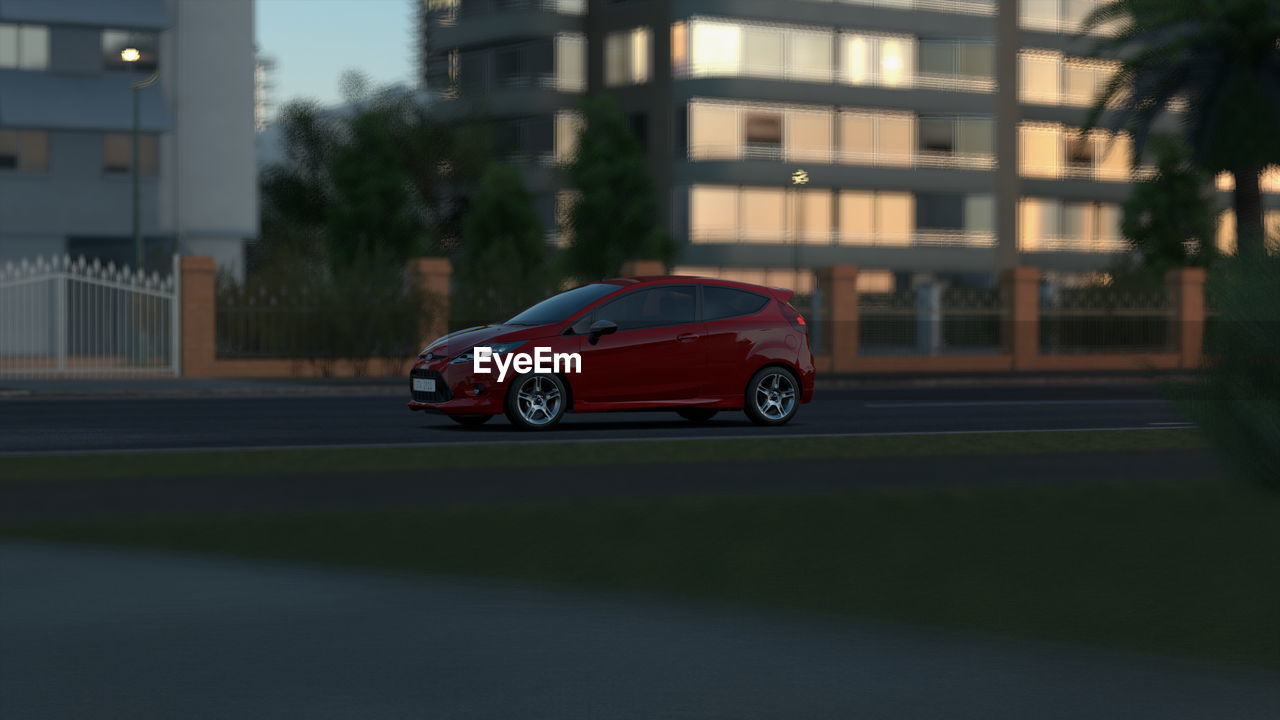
<box><xmin>450</xmin><ymin>341</ymin><xmax>525</xmax><ymax>364</ymax></box>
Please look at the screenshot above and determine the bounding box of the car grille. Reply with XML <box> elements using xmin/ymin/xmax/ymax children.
<box><xmin>410</xmin><ymin>369</ymin><xmax>452</xmax><ymax>403</ymax></box>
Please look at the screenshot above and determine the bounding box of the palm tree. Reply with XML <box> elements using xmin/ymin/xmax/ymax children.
<box><xmin>1083</xmin><ymin>0</ymin><xmax>1280</xmax><ymax>258</ymax></box>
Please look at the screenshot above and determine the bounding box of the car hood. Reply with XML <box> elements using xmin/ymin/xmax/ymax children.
<box><xmin>421</xmin><ymin>324</ymin><xmax>554</xmax><ymax>357</ymax></box>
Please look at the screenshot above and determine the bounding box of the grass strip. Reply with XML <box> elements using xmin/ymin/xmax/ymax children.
<box><xmin>0</xmin><ymin>428</ymin><xmax>1202</xmax><ymax>481</ymax></box>
<box><xmin>3</xmin><ymin>477</ymin><xmax>1275</xmax><ymax>670</ymax></box>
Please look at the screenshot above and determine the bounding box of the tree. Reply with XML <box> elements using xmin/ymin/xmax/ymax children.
<box><xmin>563</xmin><ymin>95</ymin><xmax>675</xmax><ymax>281</ymax></box>
<box><xmin>453</xmin><ymin>163</ymin><xmax>555</xmax><ymax>326</ymax></box>
<box><xmin>1083</xmin><ymin>0</ymin><xmax>1280</xmax><ymax>259</ymax></box>
<box><xmin>258</xmin><ymin>73</ymin><xmax>490</xmax><ymax>274</ymax></box>
<box><xmin>1115</xmin><ymin>135</ymin><xmax>1217</xmax><ymax>280</ymax></box>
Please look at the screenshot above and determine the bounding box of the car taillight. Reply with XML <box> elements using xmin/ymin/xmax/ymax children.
<box><xmin>781</xmin><ymin>302</ymin><xmax>807</xmax><ymax>332</ymax></box>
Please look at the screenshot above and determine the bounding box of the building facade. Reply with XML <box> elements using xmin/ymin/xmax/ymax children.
<box><xmin>424</xmin><ymin>0</ymin><xmax>1276</xmax><ymax>293</ymax></box>
<box><xmin>0</xmin><ymin>0</ymin><xmax>258</xmax><ymax>274</ymax></box>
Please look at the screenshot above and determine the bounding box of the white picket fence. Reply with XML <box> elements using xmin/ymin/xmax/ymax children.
<box><xmin>0</xmin><ymin>255</ymin><xmax>180</xmax><ymax>378</ymax></box>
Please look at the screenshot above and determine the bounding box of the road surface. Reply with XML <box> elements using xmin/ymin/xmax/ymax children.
<box><xmin>0</xmin><ymin>384</ymin><xmax>1188</xmax><ymax>454</ymax></box>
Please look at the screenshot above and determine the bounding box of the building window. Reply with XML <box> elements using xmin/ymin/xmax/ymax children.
<box><xmin>841</xmin><ymin>32</ymin><xmax>914</xmax><ymax>88</ymax></box>
<box><xmin>605</xmin><ymin>27</ymin><xmax>652</xmax><ymax>86</ymax></box>
<box><xmin>1020</xmin><ymin>123</ymin><xmax>1133</xmax><ymax>180</ymax></box>
<box><xmin>685</xmin><ymin>20</ymin><xmax>833</xmax><ymax>82</ymax></box>
<box><xmin>0</xmin><ymin>130</ymin><xmax>49</xmax><ymax>172</ymax></box>
<box><xmin>103</xmin><ymin>133</ymin><xmax>159</xmax><ymax>175</ymax></box>
<box><xmin>1020</xmin><ymin>50</ymin><xmax>1120</xmax><ymax>106</ymax></box>
<box><xmin>103</xmin><ymin>29</ymin><xmax>159</xmax><ymax>72</ymax></box>
<box><xmin>838</xmin><ymin>191</ymin><xmax>914</xmax><ymax>246</ymax></box>
<box><xmin>743</xmin><ymin>111</ymin><xmax>783</xmax><ymax>158</ymax></box>
<box><xmin>1019</xmin><ymin>198</ymin><xmax>1124</xmax><ymax>251</ymax></box>
<box><xmin>554</xmin><ymin>111</ymin><xmax>583</xmax><ymax>163</ymax></box>
<box><xmin>555</xmin><ymin>33</ymin><xmax>586</xmax><ymax>91</ymax></box>
<box><xmin>0</xmin><ymin>23</ymin><xmax>50</xmax><ymax>70</ymax></box>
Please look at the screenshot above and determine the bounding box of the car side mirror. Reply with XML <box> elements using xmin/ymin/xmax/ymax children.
<box><xmin>588</xmin><ymin>319</ymin><xmax>618</xmax><ymax>345</ymax></box>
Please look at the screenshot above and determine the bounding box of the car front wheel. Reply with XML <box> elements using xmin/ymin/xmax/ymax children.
<box><xmin>744</xmin><ymin>367</ymin><xmax>799</xmax><ymax>426</ymax></box>
<box><xmin>504</xmin><ymin>373</ymin><xmax>568</xmax><ymax>430</ymax></box>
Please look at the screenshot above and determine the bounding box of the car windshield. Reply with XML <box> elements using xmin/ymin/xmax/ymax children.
<box><xmin>505</xmin><ymin>283</ymin><xmax>622</xmax><ymax>326</ymax></box>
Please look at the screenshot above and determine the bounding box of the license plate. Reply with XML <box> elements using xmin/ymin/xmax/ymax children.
<box><xmin>413</xmin><ymin>378</ymin><xmax>436</xmax><ymax>393</ymax></box>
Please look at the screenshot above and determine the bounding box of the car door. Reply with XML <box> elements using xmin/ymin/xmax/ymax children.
<box><xmin>574</xmin><ymin>285</ymin><xmax>707</xmax><ymax>405</ymax></box>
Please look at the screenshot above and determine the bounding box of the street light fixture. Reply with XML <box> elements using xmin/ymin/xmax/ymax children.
<box><xmin>121</xmin><ymin>48</ymin><xmax>158</xmax><ymax>273</ymax></box>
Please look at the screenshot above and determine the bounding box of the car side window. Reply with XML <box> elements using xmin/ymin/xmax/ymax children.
<box><xmin>595</xmin><ymin>286</ymin><xmax>697</xmax><ymax>332</ymax></box>
<box><xmin>703</xmin><ymin>287</ymin><xmax>769</xmax><ymax>321</ymax></box>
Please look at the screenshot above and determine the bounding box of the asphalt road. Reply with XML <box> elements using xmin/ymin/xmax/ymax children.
<box><xmin>0</xmin><ymin>384</ymin><xmax>1189</xmax><ymax>454</ymax></box>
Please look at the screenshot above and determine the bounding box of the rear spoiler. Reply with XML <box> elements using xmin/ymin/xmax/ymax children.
<box><xmin>766</xmin><ymin>286</ymin><xmax>796</xmax><ymax>304</ymax></box>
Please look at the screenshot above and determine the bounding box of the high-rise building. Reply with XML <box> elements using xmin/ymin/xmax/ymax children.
<box><xmin>0</xmin><ymin>0</ymin><xmax>258</xmax><ymax>274</ymax></box>
<box><xmin>423</xmin><ymin>0</ymin><xmax>1271</xmax><ymax>292</ymax></box>
<box><xmin>255</xmin><ymin>51</ymin><xmax>276</xmax><ymax>133</ymax></box>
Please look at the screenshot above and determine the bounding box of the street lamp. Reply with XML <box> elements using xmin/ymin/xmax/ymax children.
<box><xmin>121</xmin><ymin>48</ymin><xmax>158</xmax><ymax>273</ymax></box>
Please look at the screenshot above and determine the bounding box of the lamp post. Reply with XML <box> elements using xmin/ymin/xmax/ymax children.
<box><xmin>121</xmin><ymin>47</ymin><xmax>158</xmax><ymax>273</ymax></box>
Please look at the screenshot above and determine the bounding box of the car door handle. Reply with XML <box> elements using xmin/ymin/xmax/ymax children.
<box><xmin>676</xmin><ymin>333</ymin><xmax>700</xmax><ymax>343</ymax></box>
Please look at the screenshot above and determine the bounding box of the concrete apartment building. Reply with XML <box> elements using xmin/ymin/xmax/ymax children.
<box><xmin>0</xmin><ymin>0</ymin><xmax>257</xmax><ymax>274</ymax></box>
<box><xmin>421</xmin><ymin>0</ymin><xmax>1279</xmax><ymax>293</ymax></box>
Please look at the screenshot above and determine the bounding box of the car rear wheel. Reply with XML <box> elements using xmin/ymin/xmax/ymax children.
<box><xmin>744</xmin><ymin>367</ymin><xmax>799</xmax><ymax>426</ymax></box>
<box><xmin>676</xmin><ymin>408</ymin><xmax>719</xmax><ymax>423</ymax></box>
<box><xmin>448</xmin><ymin>414</ymin><xmax>493</xmax><ymax>426</ymax></box>
<box><xmin>505</xmin><ymin>373</ymin><xmax>567</xmax><ymax>430</ymax></box>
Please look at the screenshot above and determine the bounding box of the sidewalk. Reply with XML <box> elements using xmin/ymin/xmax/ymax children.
<box><xmin>0</xmin><ymin>370</ymin><xmax>1198</xmax><ymax>400</ymax></box>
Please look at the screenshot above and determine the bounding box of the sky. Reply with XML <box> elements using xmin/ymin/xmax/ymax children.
<box><xmin>256</xmin><ymin>0</ymin><xmax>415</xmax><ymax>112</ymax></box>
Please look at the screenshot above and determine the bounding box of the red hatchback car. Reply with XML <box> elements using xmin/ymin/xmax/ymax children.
<box><xmin>408</xmin><ymin>277</ymin><xmax>815</xmax><ymax>430</ymax></box>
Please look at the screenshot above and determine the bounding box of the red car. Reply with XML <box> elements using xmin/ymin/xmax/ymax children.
<box><xmin>408</xmin><ymin>276</ymin><xmax>815</xmax><ymax>430</ymax></box>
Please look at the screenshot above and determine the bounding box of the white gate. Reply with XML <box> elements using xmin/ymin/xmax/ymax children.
<box><xmin>0</xmin><ymin>255</ymin><xmax>180</xmax><ymax>378</ymax></box>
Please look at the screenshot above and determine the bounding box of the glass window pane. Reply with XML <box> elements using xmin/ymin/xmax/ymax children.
<box><xmin>788</xmin><ymin>30</ymin><xmax>832</xmax><ymax>81</ymax></box>
<box><xmin>671</xmin><ymin>21</ymin><xmax>688</xmax><ymax>72</ymax></box>
<box><xmin>965</xmin><ymin>194</ymin><xmax>995</xmax><ymax>233</ymax></box>
<box><xmin>1019</xmin><ymin>124</ymin><xmax>1062</xmax><ymax>178</ymax></box>
<box><xmin>916</xmin><ymin>192</ymin><xmax>965</xmax><ymax>230</ymax></box>
<box><xmin>840</xmin><ymin>112</ymin><xmax>874</xmax><ymax>163</ymax></box>
<box><xmin>605</xmin><ymin>33</ymin><xmax>629</xmax><ymax>86</ymax></box>
<box><xmin>1020</xmin><ymin>52</ymin><xmax>1061</xmax><ymax>104</ymax></box>
<box><xmin>19</xmin><ymin>130</ymin><xmax>48</xmax><ymax>172</ymax></box>
<box><xmin>690</xmin><ymin>186</ymin><xmax>738</xmax><ymax>242</ymax></box>
<box><xmin>0</xmin><ymin>130</ymin><xmax>18</xmax><ymax>169</ymax></box>
<box><xmin>839</xmin><ymin>192</ymin><xmax>875</xmax><ymax>244</ymax></box>
<box><xmin>743</xmin><ymin>27</ymin><xmax>782</xmax><ymax>78</ymax></box>
<box><xmin>1018</xmin><ymin>198</ymin><xmax>1059</xmax><ymax>250</ymax></box>
<box><xmin>878</xmin><ymin>37</ymin><xmax>913</xmax><ymax>87</ymax></box>
<box><xmin>795</xmin><ymin>190</ymin><xmax>832</xmax><ymax>244</ymax></box>
<box><xmin>19</xmin><ymin>25</ymin><xmax>48</xmax><ymax>69</ymax></box>
<box><xmin>691</xmin><ymin>21</ymin><xmax>741</xmax><ymax>76</ymax></box>
<box><xmin>1063</xmin><ymin>61</ymin><xmax>1098</xmax><ymax>106</ymax></box>
<box><xmin>1061</xmin><ymin>202</ymin><xmax>1094</xmax><ymax>242</ymax></box>
<box><xmin>689</xmin><ymin>104</ymin><xmax>738</xmax><ymax>159</ymax></box>
<box><xmin>740</xmin><ymin>188</ymin><xmax>785</xmax><ymax>242</ymax></box>
<box><xmin>842</xmin><ymin>34</ymin><xmax>872</xmax><ymax>85</ymax></box>
<box><xmin>555</xmin><ymin>111</ymin><xmax>582</xmax><ymax>163</ymax></box>
<box><xmin>878</xmin><ymin>113</ymin><xmax>914</xmax><ymax>166</ymax></box>
<box><xmin>919</xmin><ymin>117</ymin><xmax>955</xmax><ymax>154</ymax></box>
<box><xmin>0</xmin><ymin>25</ymin><xmax>19</xmax><ymax>67</ymax></box>
<box><xmin>957</xmin><ymin>42</ymin><xmax>993</xmax><ymax>78</ymax></box>
<box><xmin>919</xmin><ymin>41</ymin><xmax>955</xmax><ymax>77</ymax></box>
<box><xmin>103</xmin><ymin>133</ymin><xmax>131</xmax><ymax>173</ymax></box>
<box><xmin>877</xmin><ymin>192</ymin><xmax>914</xmax><ymax>245</ymax></box>
<box><xmin>1097</xmin><ymin>203</ymin><xmax>1122</xmax><ymax>244</ymax></box>
<box><xmin>957</xmin><ymin>117</ymin><xmax>994</xmax><ymax>156</ymax></box>
<box><xmin>631</xmin><ymin>27</ymin><xmax>651</xmax><ymax>84</ymax></box>
<box><xmin>786</xmin><ymin>109</ymin><xmax>832</xmax><ymax>163</ymax></box>
<box><xmin>703</xmin><ymin>287</ymin><xmax>769</xmax><ymax>320</ymax></box>
<box><xmin>555</xmin><ymin>34</ymin><xmax>586</xmax><ymax>91</ymax></box>
<box><xmin>744</xmin><ymin>111</ymin><xmax>783</xmax><ymax>159</ymax></box>
<box><xmin>1021</xmin><ymin>0</ymin><xmax>1059</xmax><ymax>30</ymax></box>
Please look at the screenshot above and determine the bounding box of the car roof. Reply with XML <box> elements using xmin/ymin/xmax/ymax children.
<box><xmin>606</xmin><ymin>275</ymin><xmax>794</xmax><ymax>301</ymax></box>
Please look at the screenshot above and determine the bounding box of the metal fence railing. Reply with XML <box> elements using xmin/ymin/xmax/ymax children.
<box><xmin>1039</xmin><ymin>286</ymin><xmax>1176</xmax><ymax>354</ymax></box>
<box><xmin>858</xmin><ymin>286</ymin><xmax>1005</xmax><ymax>356</ymax></box>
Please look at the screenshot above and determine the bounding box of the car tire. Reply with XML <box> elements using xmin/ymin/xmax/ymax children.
<box><xmin>504</xmin><ymin>373</ymin><xmax>568</xmax><ymax>430</ymax></box>
<box><xmin>744</xmin><ymin>367</ymin><xmax>800</xmax><ymax>426</ymax></box>
<box><xmin>676</xmin><ymin>408</ymin><xmax>719</xmax><ymax>423</ymax></box>
<box><xmin>448</xmin><ymin>414</ymin><xmax>493</xmax><ymax>426</ymax></box>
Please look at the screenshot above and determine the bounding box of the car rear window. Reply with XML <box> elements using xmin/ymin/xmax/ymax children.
<box><xmin>703</xmin><ymin>286</ymin><xmax>769</xmax><ymax>320</ymax></box>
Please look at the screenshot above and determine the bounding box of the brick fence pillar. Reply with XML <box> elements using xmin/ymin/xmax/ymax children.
<box><xmin>815</xmin><ymin>265</ymin><xmax>859</xmax><ymax>373</ymax></box>
<box><xmin>408</xmin><ymin>257</ymin><xmax>452</xmax><ymax>345</ymax></box>
<box><xmin>1001</xmin><ymin>266</ymin><xmax>1040</xmax><ymax>370</ymax></box>
<box><xmin>620</xmin><ymin>259</ymin><xmax>666</xmax><ymax>277</ymax></box>
<box><xmin>1167</xmin><ymin>266</ymin><xmax>1206</xmax><ymax>369</ymax></box>
<box><xmin>179</xmin><ymin>255</ymin><xmax>217</xmax><ymax>377</ymax></box>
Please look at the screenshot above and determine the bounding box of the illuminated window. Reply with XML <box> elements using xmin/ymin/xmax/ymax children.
<box><xmin>1019</xmin><ymin>123</ymin><xmax>1062</xmax><ymax>178</ymax></box>
<box><xmin>688</xmin><ymin>103</ymin><xmax>739</xmax><ymax>160</ymax></box>
<box><xmin>555</xmin><ymin>34</ymin><xmax>586</xmax><ymax>91</ymax></box>
<box><xmin>605</xmin><ymin>27</ymin><xmax>652</xmax><ymax>86</ymax></box>
<box><xmin>740</xmin><ymin>188</ymin><xmax>787</xmax><ymax>243</ymax></box>
<box><xmin>690</xmin><ymin>21</ymin><xmax>741</xmax><ymax>76</ymax></box>
<box><xmin>554</xmin><ymin>111</ymin><xmax>583</xmax><ymax>164</ymax></box>
<box><xmin>786</xmin><ymin>109</ymin><xmax>833</xmax><ymax>163</ymax></box>
<box><xmin>1019</xmin><ymin>51</ymin><xmax>1062</xmax><ymax>104</ymax></box>
<box><xmin>690</xmin><ymin>186</ymin><xmax>739</xmax><ymax>241</ymax></box>
<box><xmin>794</xmin><ymin>190</ymin><xmax>832</xmax><ymax>244</ymax></box>
<box><xmin>841</xmin><ymin>32</ymin><xmax>914</xmax><ymax>88</ymax></box>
